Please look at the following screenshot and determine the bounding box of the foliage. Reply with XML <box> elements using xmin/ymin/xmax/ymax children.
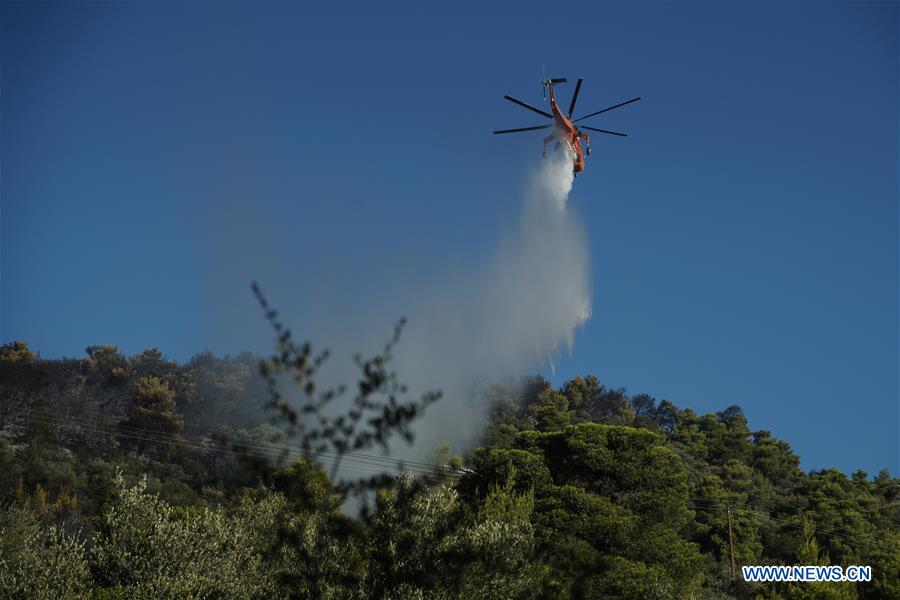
<box><xmin>366</xmin><ymin>471</ymin><xmax>539</xmax><ymax>599</ymax></box>
<box><xmin>90</xmin><ymin>471</ymin><xmax>272</xmax><ymax>599</ymax></box>
<box><xmin>250</xmin><ymin>282</ymin><xmax>441</xmax><ymax>492</ymax></box>
<box><xmin>0</xmin><ymin>332</ymin><xmax>896</xmax><ymax>599</ymax></box>
<box><xmin>0</xmin><ymin>341</ymin><xmax>35</xmax><ymax>365</ymax></box>
<box><xmin>0</xmin><ymin>503</ymin><xmax>90</xmax><ymax>599</ymax></box>
<box><xmin>465</xmin><ymin>423</ymin><xmax>704</xmax><ymax>598</ymax></box>
<box><xmin>119</xmin><ymin>376</ymin><xmax>183</xmax><ymax>455</ymax></box>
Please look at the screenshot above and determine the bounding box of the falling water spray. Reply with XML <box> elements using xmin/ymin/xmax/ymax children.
<box><xmin>387</xmin><ymin>146</ymin><xmax>592</xmax><ymax>455</ymax></box>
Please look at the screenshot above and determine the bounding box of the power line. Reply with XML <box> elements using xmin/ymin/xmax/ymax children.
<box><xmin>17</xmin><ymin>406</ymin><xmax>459</xmax><ymax>472</ymax></box>
<box><xmin>688</xmin><ymin>497</ymin><xmax>898</xmax><ymax>552</ymax></box>
<box><xmin>17</xmin><ymin>409</ymin><xmax>461</xmax><ymax>481</ymax></box>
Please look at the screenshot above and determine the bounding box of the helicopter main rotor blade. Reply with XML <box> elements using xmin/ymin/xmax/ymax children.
<box><xmin>579</xmin><ymin>126</ymin><xmax>627</xmax><ymax>137</ymax></box>
<box><xmin>567</xmin><ymin>78</ymin><xmax>583</xmax><ymax>119</ymax></box>
<box><xmin>493</xmin><ymin>125</ymin><xmax>554</xmax><ymax>134</ymax></box>
<box><xmin>503</xmin><ymin>95</ymin><xmax>553</xmax><ymax>119</ymax></box>
<box><xmin>574</xmin><ymin>97</ymin><xmax>641</xmax><ymax>122</ymax></box>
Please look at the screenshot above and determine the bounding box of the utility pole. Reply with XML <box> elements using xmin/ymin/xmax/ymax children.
<box><xmin>727</xmin><ymin>507</ymin><xmax>737</xmax><ymax>579</ymax></box>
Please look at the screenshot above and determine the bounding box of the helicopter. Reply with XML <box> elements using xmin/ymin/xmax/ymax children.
<box><xmin>493</xmin><ymin>76</ymin><xmax>640</xmax><ymax>174</ymax></box>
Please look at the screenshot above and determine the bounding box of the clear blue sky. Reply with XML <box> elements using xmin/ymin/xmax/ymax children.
<box><xmin>2</xmin><ymin>1</ymin><xmax>897</xmax><ymax>475</ymax></box>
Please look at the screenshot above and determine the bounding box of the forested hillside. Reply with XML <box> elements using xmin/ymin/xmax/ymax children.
<box><xmin>1</xmin><ymin>339</ymin><xmax>897</xmax><ymax>599</ymax></box>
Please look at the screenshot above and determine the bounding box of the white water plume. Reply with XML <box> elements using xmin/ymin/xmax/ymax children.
<box><xmin>288</xmin><ymin>147</ymin><xmax>593</xmax><ymax>474</ymax></box>
<box><xmin>386</xmin><ymin>146</ymin><xmax>592</xmax><ymax>455</ymax></box>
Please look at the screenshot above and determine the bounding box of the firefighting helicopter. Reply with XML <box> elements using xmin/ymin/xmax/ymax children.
<box><xmin>493</xmin><ymin>75</ymin><xmax>640</xmax><ymax>174</ymax></box>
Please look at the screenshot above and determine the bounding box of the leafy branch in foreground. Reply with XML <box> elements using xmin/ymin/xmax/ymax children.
<box><xmin>250</xmin><ymin>282</ymin><xmax>441</xmax><ymax>491</ymax></box>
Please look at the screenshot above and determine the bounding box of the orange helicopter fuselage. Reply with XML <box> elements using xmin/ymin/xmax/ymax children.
<box><xmin>545</xmin><ymin>84</ymin><xmax>590</xmax><ymax>173</ymax></box>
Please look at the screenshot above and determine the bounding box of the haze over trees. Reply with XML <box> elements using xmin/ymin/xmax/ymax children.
<box><xmin>0</xmin><ymin>314</ymin><xmax>897</xmax><ymax>598</ymax></box>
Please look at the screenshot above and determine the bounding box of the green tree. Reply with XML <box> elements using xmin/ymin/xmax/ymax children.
<box><xmin>469</xmin><ymin>423</ymin><xmax>705</xmax><ymax>598</ymax></box>
<box><xmin>0</xmin><ymin>503</ymin><xmax>90</xmax><ymax>599</ymax></box>
<box><xmin>120</xmin><ymin>376</ymin><xmax>183</xmax><ymax>453</ymax></box>
<box><xmin>85</xmin><ymin>345</ymin><xmax>130</xmax><ymax>384</ymax></box>
<box><xmin>526</xmin><ymin>387</ymin><xmax>572</xmax><ymax>432</ymax></box>
<box><xmin>366</xmin><ymin>471</ymin><xmax>539</xmax><ymax>599</ymax></box>
<box><xmin>91</xmin><ymin>472</ymin><xmax>270</xmax><ymax>599</ymax></box>
<box><xmin>0</xmin><ymin>341</ymin><xmax>35</xmax><ymax>365</ymax></box>
<box><xmin>776</xmin><ymin>517</ymin><xmax>858</xmax><ymax>600</ymax></box>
